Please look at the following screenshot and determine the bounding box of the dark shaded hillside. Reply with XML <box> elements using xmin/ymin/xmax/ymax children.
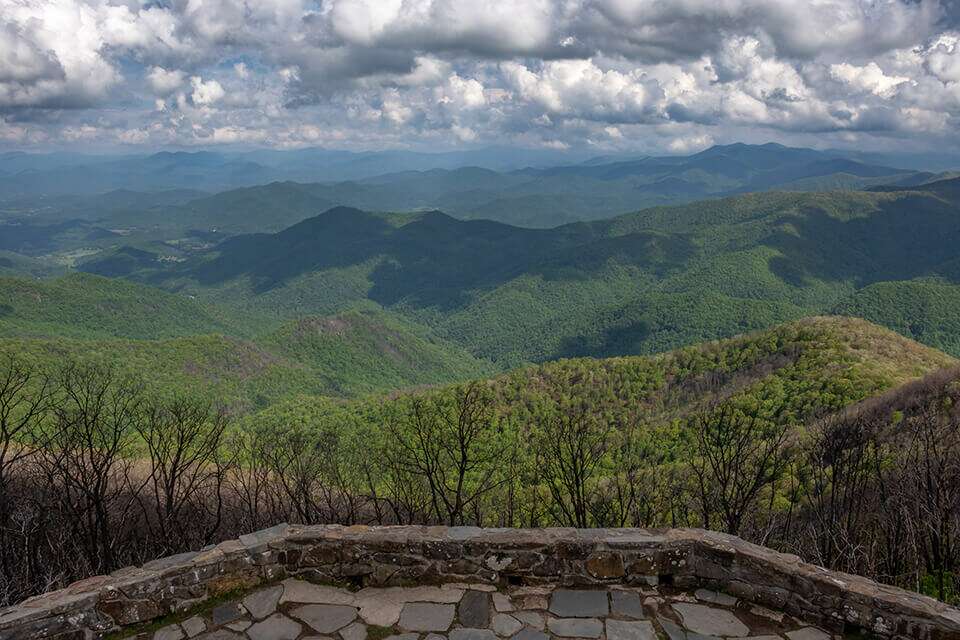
<box><xmin>84</xmin><ymin>183</ymin><xmax>960</xmax><ymax>365</ymax></box>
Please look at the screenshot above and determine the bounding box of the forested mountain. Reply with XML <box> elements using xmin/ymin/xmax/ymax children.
<box><xmin>0</xmin><ymin>274</ymin><xmax>492</xmax><ymax>405</ymax></box>
<box><xmin>76</xmin><ymin>178</ymin><xmax>960</xmax><ymax>366</ymax></box>
<box><xmin>0</xmin><ymin>144</ymin><xmax>943</xmax><ymax>243</ymax></box>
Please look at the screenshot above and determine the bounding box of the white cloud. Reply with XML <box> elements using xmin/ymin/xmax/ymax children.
<box><xmin>147</xmin><ymin>67</ymin><xmax>185</xmax><ymax>95</ymax></box>
<box><xmin>190</xmin><ymin>75</ymin><xmax>225</xmax><ymax>105</ymax></box>
<box><xmin>830</xmin><ymin>62</ymin><xmax>910</xmax><ymax>97</ymax></box>
<box><xmin>502</xmin><ymin>59</ymin><xmax>662</xmax><ymax>123</ymax></box>
<box><xmin>1</xmin><ymin>0</ymin><xmax>959</xmax><ymax>150</ymax></box>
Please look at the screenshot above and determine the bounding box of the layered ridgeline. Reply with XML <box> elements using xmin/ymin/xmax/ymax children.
<box><xmin>249</xmin><ymin>315</ymin><xmax>955</xmax><ymax>434</ymax></box>
<box><xmin>0</xmin><ymin>274</ymin><xmax>493</xmax><ymax>407</ymax></box>
<box><xmin>81</xmin><ymin>177</ymin><xmax>960</xmax><ymax>365</ymax></box>
<box><xmin>0</xmin><ymin>143</ymin><xmax>948</xmax><ymax>256</ymax></box>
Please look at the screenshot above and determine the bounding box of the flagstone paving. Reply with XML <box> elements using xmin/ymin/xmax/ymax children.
<box><xmin>140</xmin><ymin>578</ymin><xmax>841</xmax><ymax>640</ymax></box>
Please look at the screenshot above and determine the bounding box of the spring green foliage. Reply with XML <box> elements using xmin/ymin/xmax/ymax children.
<box><xmin>0</xmin><ymin>272</ymin><xmax>247</xmax><ymax>339</ymax></box>
<box><xmin>221</xmin><ymin>316</ymin><xmax>955</xmax><ymax>533</ymax></box>
<box><xmin>833</xmin><ymin>278</ymin><xmax>960</xmax><ymax>357</ymax></box>
<box><xmin>0</xmin><ymin>274</ymin><xmax>494</xmax><ymax>406</ymax></box>
<box><xmin>80</xmin><ymin>180</ymin><xmax>960</xmax><ymax>366</ymax></box>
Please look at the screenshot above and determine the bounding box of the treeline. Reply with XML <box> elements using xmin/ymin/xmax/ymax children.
<box><xmin>0</xmin><ymin>356</ymin><xmax>958</xmax><ymax>606</ymax></box>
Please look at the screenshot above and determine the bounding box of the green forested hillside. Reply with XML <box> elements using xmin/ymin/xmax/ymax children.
<box><xmin>0</xmin><ymin>273</ymin><xmax>246</xmax><ymax>339</ymax></box>
<box><xmin>0</xmin><ymin>275</ymin><xmax>493</xmax><ymax>405</ymax></box>
<box><xmin>277</xmin><ymin>315</ymin><xmax>954</xmax><ymax>427</ymax></box>
<box><xmin>83</xmin><ymin>181</ymin><xmax>960</xmax><ymax>365</ymax></box>
<box><xmin>258</xmin><ymin>309</ymin><xmax>495</xmax><ymax>395</ymax></box>
<box><xmin>833</xmin><ymin>278</ymin><xmax>960</xmax><ymax>356</ymax></box>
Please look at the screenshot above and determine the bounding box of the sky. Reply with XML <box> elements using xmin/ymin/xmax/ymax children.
<box><xmin>2</xmin><ymin>0</ymin><xmax>960</xmax><ymax>154</ymax></box>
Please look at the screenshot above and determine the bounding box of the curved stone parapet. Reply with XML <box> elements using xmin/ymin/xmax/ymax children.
<box><xmin>1</xmin><ymin>526</ymin><xmax>958</xmax><ymax>640</ymax></box>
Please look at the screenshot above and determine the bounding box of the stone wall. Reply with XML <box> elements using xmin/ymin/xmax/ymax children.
<box><xmin>1</xmin><ymin>526</ymin><xmax>959</xmax><ymax>640</ymax></box>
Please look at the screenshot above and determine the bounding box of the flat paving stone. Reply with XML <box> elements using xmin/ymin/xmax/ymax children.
<box><xmin>493</xmin><ymin>593</ymin><xmax>513</xmax><ymax>612</ymax></box>
<box><xmin>195</xmin><ymin>632</ymin><xmax>243</xmax><ymax>640</ymax></box>
<box><xmin>606</xmin><ymin>619</ymin><xmax>657</xmax><ymax>640</ymax></box>
<box><xmin>211</xmin><ymin>602</ymin><xmax>244</xmax><ymax>626</ymax></box>
<box><xmin>243</xmin><ymin>585</ymin><xmax>283</xmax><ymax>620</ymax></box>
<box><xmin>450</xmin><ymin>629</ymin><xmax>498</xmax><ymax>640</ymax></box>
<box><xmin>492</xmin><ymin>613</ymin><xmax>523</xmax><ymax>637</ymax></box>
<box><xmin>281</xmin><ymin>579</ymin><xmax>356</xmax><ymax>605</ymax></box>
<box><xmin>341</xmin><ymin>621</ymin><xmax>368</xmax><ymax>640</ymax></box>
<box><xmin>247</xmin><ymin>613</ymin><xmax>302</xmax><ymax>640</ymax></box>
<box><xmin>547</xmin><ymin>617</ymin><xmax>604</xmax><ymax>638</ymax></box>
<box><xmin>385</xmin><ymin>634</ymin><xmax>421</xmax><ymax>640</ymax></box>
<box><xmin>224</xmin><ymin>621</ymin><xmax>251</xmax><ymax>632</ymax></box>
<box><xmin>786</xmin><ymin>628</ymin><xmax>830</xmax><ymax>640</ymax></box>
<box><xmin>549</xmin><ymin>590</ymin><xmax>608</xmax><ymax>617</ymax></box>
<box><xmin>512</xmin><ymin>611</ymin><xmax>545</xmax><ymax>630</ymax></box>
<box><xmin>459</xmin><ymin>590</ymin><xmax>491</xmax><ymax>627</ymax></box>
<box><xmin>400</xmin><ymin>602</ymin><xmax>456</xmax><ymax>631</ymax></box>
<box><xmin>610</xmin><ymin>591</ymin><xmax>645</xmax><ymax>619</ymax></box>
<box><xmin>182</xmin><ymin>616</ymin><xmax>206</xmax><ymax>637</ymax></box>
<box><xmin>694</xmin><ymin>589</ymin><xmax>738</xmax><ymax>607</ymax></box>
<box><xmin>154</xmin><ymin>624</ymin><xmax>185</xmax><ymax>640</ymax></box>
<box><xmin>672</xmin><ymin>603</ymin><xmax>750</xmax><ymax>638</ymax></box>
<box><xmin>511</xmin><ymin>629</ymin><xmax>549</xmax><ymax>640</ymax></box>
<box><xmin>658</xmin><ymin>619</ymin><xmax>686</xmax><ymax>640</ymax></box>
<box><xmin>291</xmin><ymin>604</ymin><xmax>358</xmax><ymax>633</ymax></box>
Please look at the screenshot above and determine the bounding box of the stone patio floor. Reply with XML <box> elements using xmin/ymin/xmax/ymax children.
<box><xmin>140</xmin><ymin>580</ymin><xmax>837</xmax><ymax>640</ymax></box>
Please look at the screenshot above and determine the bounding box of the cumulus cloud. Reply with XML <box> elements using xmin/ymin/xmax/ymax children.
<box><xmin>189</xmin><ymin>76</ymin><xmax>225</xmax><ymax>106</ymax></box>
<box><xmin>147</xmin><ymin>67</ymin><xmax>186</xmax><ymax>95</ymax></box>
<box><xmin>1</xmin><ymin>0</ymin><xmax>959</xmax><ymax>150</ymax></box>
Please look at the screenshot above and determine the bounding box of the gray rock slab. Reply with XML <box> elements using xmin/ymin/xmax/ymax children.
<box><xmin>610</xmin><ymin>591</ymin><xmax>645</xmax><ymax>619</ymax></box>
<box><xmin>512</xmin><ymin>612</ymin><xmax>545</xmax><ymax>631</ymax></box>
<box><xmin>672</xmin><ymin>603</ymin><xmax>750</xmax><ymax>638</ymax></box>
<box><xmin>225</xmin><ymin>621</ymin><xmax>251</xmax><ymax>632</ymax></box>
<box><xmin>694</xmin><ymin>589</ymin><xmax>737</xmax><ymax>607</ymax></box>
<box><xmin>450</xmin><ymin>629</ymin><xmax>497</xmax><ymax>640</ymax></box>
<box><xmin>606</xmin><ymin>619</ymin><xmax>657</xmax><ymax>640</ymax></box>
<box><xmin>511</xmin><ymin>629</ymin><xmax>549</xmax><ymax>640</ymax></box>
<box><xmin>492</xmin><ymin>593</ymin><xmax>513</xmax><ymax>612</ymax></box>
<box><xmin>459</xmin><ymin>590</ymin><xmax>491</xmax><ymax>628</ymax></box>
<box><xmin>492</xmin><ymin>613</ymin><xmax>523</xmax><ymax>637</ymax></box>
<box><xmin>786</xmin><ymin>629</ymin><xmax>830</xmax><ymax>640</ymax></box>
<box><xmin>281</xmin><ymin>579</ymin><xmax>356</xmax><ymax>605</ymax></box>
<box><xmin>292</xmin><ymin>604</ymin><xmax>359</xmax><ymax>633</ymax></box>
<box><xmin>385</xmin><ymin>635</ymin><xmax>421</xmax><ymax>640</ymax></box>
<box><xmin>154</xmin><ymin>624</ymin><xmax>185</xmax><ymax>640</ymax></box>
<box><xmin>195</xmin><ymin>632</ymin><xmax>244</xmax><ymax>640</ymax></box>
<box><xmin>658</xmin><ymin>619</ymin><xmax>686</xmax><ymax>640</ymax></box>
<box><xmin>341</xmin><ymin>621</ymin><xmax>368</xmax><ymax>640</ymax></box>
<box><xmin>211</xmin><ymin>602</ymin><xmax>244</xmax><ymax>626</ymax></box>
<box><xmin>547</xmin><ymin>617</ymin><xmax>604</xmax><ymax>638</ymax></box>
<box><xmin>244</xmin><ymin>585</ymin><xmax>283</xmax><ymax>620</ymax></box>
<box><xmin>548</xmin><ymin>590</ymin><xmax>608</xmax><ymax>618</ymax></box>
<box><xmin>400</xmin><ymin>603</ymin><xmax>456</xmax><ymax>632</ymax></box>
<box><xmin>247</xmin><ymin>613</ymin><xmax>302</xmax><ymax>640</ymax></box>
<box><xmin>182</xmin><ymin>616</ymin><xmax>206</xmax><ymax>638</ymax></box>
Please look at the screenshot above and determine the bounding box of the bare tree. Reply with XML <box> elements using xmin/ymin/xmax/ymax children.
<box><xmin>0</xmin><ymin>355</ymin><xmax>52</xmax><ymax>583</ymax></box>
<box><xmin>533</xmin><ymin>396</ymin><xmax>614</xmax><ymax>528</ymax></box>
<box><xmin>36</xmin><ymin>363</ymin><xmax>142</xmax><ymax>572</ymax></box>
<box><xmin>135</xmin><ymin>398</ymin><xmax>231</xmax><ymax>554</ymax></box>
<box><xmin>691</xmin><ymin>403</ymin><xmax>791</xmax><ymax>535</ymax></box>
<box><xmin>385</xmin><ymin>382</ymin><xmax>513</xmax><ymax>526</ymax></box>
<box><xmin>900</xmin><ymin>401</ymin><xmax>960</xmax><ymax>601</ymax></box>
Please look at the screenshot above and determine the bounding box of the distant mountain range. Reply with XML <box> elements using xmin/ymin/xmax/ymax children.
<box><xmin>2</xmin><ymin>144</ymin><xmax>956</xmax><ymax>256</ymax></box>
<box><xmin>75</xmin><ymin>175</ymin><xmax>960</xmax><ymax>365</ymax></box>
